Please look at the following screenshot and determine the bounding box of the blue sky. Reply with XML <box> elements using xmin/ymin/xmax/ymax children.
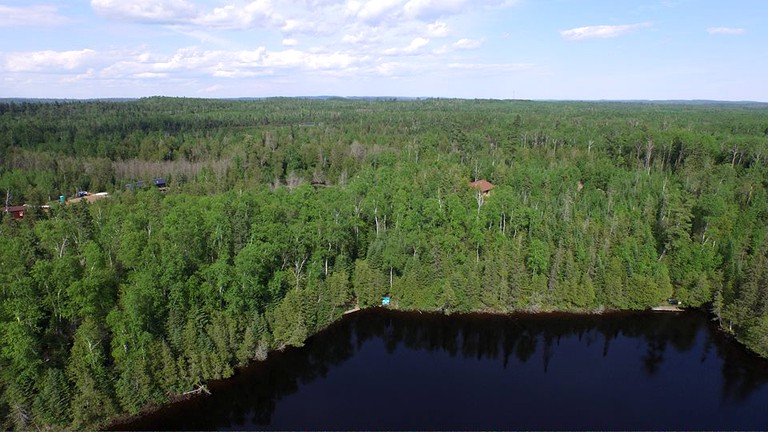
<box><xmin>1</xmin><ymin>0</ymin><xmax>765</xmax><ymax>100</ymax></box>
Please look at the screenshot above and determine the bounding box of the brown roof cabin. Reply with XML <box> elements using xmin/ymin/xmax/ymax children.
<box><xmin>3</xmin><ymin>205</ymin><xmax>25</xmax><ymax>220</ymax></box>
<box><xmin>469</xmin><ymin>179</ymin><xmax>494</xmax><ymax>197</ymax></box>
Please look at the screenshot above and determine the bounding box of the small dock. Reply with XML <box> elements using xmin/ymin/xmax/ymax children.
<box><xmin>651</xmin><ymin>305</ymin><xmax>683</xmax><ymax>312</ymax></box>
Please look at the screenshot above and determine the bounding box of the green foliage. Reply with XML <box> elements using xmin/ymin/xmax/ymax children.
<box><xmin>745</xmin><ymin>314</ymin><xmax>768</xmax><ymax>358</ymax></box>
<box><xmin>268</xmin><ymin>289</ymin><xmax>308</xmax><ymax>349</ymax></box>
<box><xmin>352</xmin><ymin>259</ymin><xmax>386</xmax><ymax>307</ymax></box>
<box><xmin>32</xmin><ymin>368</ymin><xmax>72</xmax><ymax>428</ymax></box>
<box><xmin>526</xmin><ymin>239</ymin><xmax>550</xmax><ymax>275</ymax></box>
<box><xmin>2</xmin><ymin>98</ymin><xmax>768</xmax><ymax>429</ymax></box>
<box><xmin>67</xmin><ymin>318</ymin><xmax>118</xmax><ymax>428</ymax></box>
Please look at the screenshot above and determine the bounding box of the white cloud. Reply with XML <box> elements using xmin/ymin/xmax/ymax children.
<box><xmin>264</xmin><ymin>49</ymin><xmax>360</xmax><ymax>71</ymax></box>
<box><xmin>403</xmin><ymin>0</ymin><xmax>467</xmax><ymax>20</ymax></box>
<box><xmin>707</xmin><ymin>27</ymin><xmax>746</xmax><ymax>35</ymax></box>
<box><xmin>347</xmin><ymin>0</ymin><xmax>513</xmax><ymax>26</ymax></box>
<box><xmin>5</xmin><ymin>0</ymin><xmax>532</xmax><ymax>95</ymax></box>
<box><xmin>341</xmin><ymin>34</ymin><xmax>359</xmax><ymax>44</ymax></box>
<box><xmin>281</xmin><ymin>17</ymin><xmax>340</xmax><ymax>36</ymax></box>
<box><xmin>82</xmin><ymin>45</ymin><xmax>367</xmax><ymax>81</ymax></box>
<box><xmin>97</xmin><ymin>47</ymin><xmax>223</xmax><ymax>78</ymax></box>
<box><xmin>61</xmin><ymin>68</ymin><xmax>97</xmax><ymax>83</ymax></box>
<box><xmin>367</xmin><ymin>61</ymin><xmax>429</xmax><ymax>77</ymax></box>
<box><xmin>427</xmin><ymin>20</ymin><xmax>449</xmax><ymax>37</ymax></box>
<box><xmin>433</xmin><ymin>37</ymin><xmax>483</xmax><ymax>54</ymax></box>
<box><xmin>384</xmin><ymin>36</ymin><xmax>430</xmax><ymax>55</ymax></box>
<box><xmin>406</xmin><ymin>36</ymin><xmax>430</xmax><ymax>51</ymax></box>
<box><xmin>403</xmin><ymin>0</ymin><xmax>515</xmax><ymax>20</ymax></box>
<box><xmin>453</xmin><ymin>38</ymin><xmax>483</xmax><ymax>50</ymax></box>
<box><xmin>213</xmin><ymin>69</ymin><xmax>260</xmax><ymax>78</ymax></box>
<box><xmin>192</xmin><ymin>0</ymin><xmax>276</xmax><ymax>29</ymax></box>
<box><xmin>0</xmin><ymin>5</ymin><xmax>68</xmax><ymax>27</ymax></box>
<box><xmin>91</xmin><ymin>0</ymin><xmax>280</xmax><ymax>29</ymax></box>
<box><xmin>340</xmin><ymin>25</ymin><xmax>387</xmax><ymax>47</ymax></box>
<box><xmin>4</xmin><ymin>49</ymin><xmax>97</xmax><ymax>72</ymax></box>
<box><xmin>342</xmin><ymin>32</ymin><xmax>365</xmax><ymax>44</ymax></box>
<box><xmin>345</xmin><ymin>0</ymin><xmax>363</xmax><ymax>16</ymax></box>
<box><xmin>281</xmin><ymin>19</ymin><xmax>308</xmax><ymax>32</ymax></box>
<box><xmin>355</xmin><ymin>0</ymin><xmax>402</xmax><ymax>24</ymax></box>
<box><xmin>433</xmin><ymin>45</ymin><xmax>450</xmax><ymax>55</ymax></box>
<box><xmin>133</xmin><ymin>72</ymin><xmax>169</xmax><ymax>79</ymax></box>
<box><xmin>560</xmin><ymin>22</ymin><xmax>653</xmax><ymax>41</ymax></box>
<box><xmin>88</xmin><ymin>0</ymin><xmax>518</xmax><ymax>46</ymax></box>
<box><xmin>91</xmin><ymin>0</ymin><xmax>198</xmax><ymax>23</ymax></box>
<box><xmin>150</xmin><ymin>47</ymin><xmax>214</xmax><ymax>72</ymax></box>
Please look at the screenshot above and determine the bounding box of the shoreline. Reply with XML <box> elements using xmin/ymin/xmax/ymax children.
<box><xmin>105</xmin><ymin>304</ymin><xmax>696</xmax><ymax>430</ymax></box>
<box><xmin>651</xmin><ymin>305</ymin><xmax>684</xmax><ymax>312</ymax></box>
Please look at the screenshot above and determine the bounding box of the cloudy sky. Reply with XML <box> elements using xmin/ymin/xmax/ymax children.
<box><xmin>1</xmin><ymin>0</ymin><xmax>765</xmax><ymax>100</ymax></box>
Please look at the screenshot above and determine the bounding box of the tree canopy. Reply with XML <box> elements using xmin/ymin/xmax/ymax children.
<box><xmin>1</xmin><ymin>97</ymin><xmax>767</xmax><ymax>429</ymax></box>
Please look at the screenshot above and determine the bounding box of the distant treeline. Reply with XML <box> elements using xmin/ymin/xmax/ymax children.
<box><xmin>1</xmin><ymin>98</ymin><xmax>767</xmax><ymax>429</ymax></box>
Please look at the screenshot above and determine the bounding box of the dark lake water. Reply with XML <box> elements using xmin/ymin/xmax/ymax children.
<box><xmin>114</xmin><ymin>309</ymin><xmax>768</xmax><ymax>430</ymax></box>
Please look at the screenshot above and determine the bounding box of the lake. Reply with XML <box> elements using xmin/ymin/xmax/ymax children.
<box><xmin>113</xmin><ymin>309</ymin><xmax>768</xmax><ymax>430</ymax></box>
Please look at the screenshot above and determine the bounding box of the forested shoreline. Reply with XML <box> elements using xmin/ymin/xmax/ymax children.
<box><xmin>1</xmin><ymin>98</ymin><xmax>767</xmax><ymax>429</ymax></box>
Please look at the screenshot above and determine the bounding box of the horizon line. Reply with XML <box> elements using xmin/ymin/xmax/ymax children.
<box><xmin>1</xmin><ymin>96</ymin><xmax>767</xmax><ymax>105</ymax></box>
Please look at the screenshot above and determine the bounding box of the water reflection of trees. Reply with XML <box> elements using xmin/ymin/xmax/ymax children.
<box><xmin>114</xmin><ymin>309</ymin><xmax>768</xmax><ymax>430</ymax></box>
<box><xmin>367</xmin><ymin>311</ymin><xmax>768</xmax><ymax>406</ymax></box>
<box><xmin>716</xmin><ymin>333</ymin><xmax>768</xmax><ymax>402</ymax></box>
<box><xmin>367</xmin><ymin>311</ymin><xmax>699</xmax><ymax>372</ymax></box>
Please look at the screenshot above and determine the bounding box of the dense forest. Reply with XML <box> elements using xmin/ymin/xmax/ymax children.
<box><xmin>1</xmin><ymin>97</ymin><xmax>767</xmax><ymax>429</ymax></box>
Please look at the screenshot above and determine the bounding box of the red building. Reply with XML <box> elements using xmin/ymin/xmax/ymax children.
<box><xmin>3</xmin><ymin>205</ymin><xmax>25</xmax><ymax>220</ymax></box>
<box><xmin>469</xmin><ymin>180</ymin><xmax>494</xmax><ymax>197</ymax></box>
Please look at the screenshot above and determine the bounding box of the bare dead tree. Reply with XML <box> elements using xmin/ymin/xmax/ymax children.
<box><xmin>645</xmin><ymin>137</ymin><xmax>655</xmax><ymax>174</ymax></box>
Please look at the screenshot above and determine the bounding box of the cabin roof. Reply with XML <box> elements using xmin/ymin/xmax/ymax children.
<box><xmin>469</xmin><ymin>179</ymin><xmax>494</xmax><ymax>193</ymax></box>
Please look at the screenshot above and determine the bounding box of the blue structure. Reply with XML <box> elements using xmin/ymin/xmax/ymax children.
<box><xmin>382</xmin><ymin>296</ymin><xmax>391</xmax><ymax>306</ymax></box>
